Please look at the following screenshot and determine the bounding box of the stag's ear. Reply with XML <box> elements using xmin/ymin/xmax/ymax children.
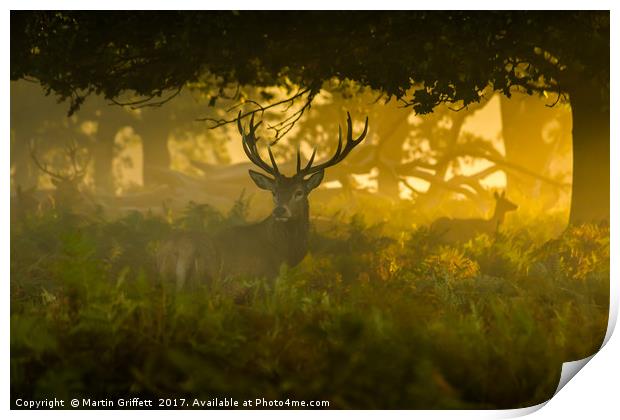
<box><xmin>248</xmin><ymin>170</ymin><xmax>275</xmax><ymax>191</ymax></box>
<box><xmin>304</xmin><ymin>170</ymin><xmax>324</xmax><ymax>192</ymax></box>
<box><xmin>494</xmin><ymin>191</ymin><xmax>500</xmax><ymax>199</ymax></box>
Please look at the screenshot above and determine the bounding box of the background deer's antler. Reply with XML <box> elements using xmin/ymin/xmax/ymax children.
<box><xmin>30</xmin><ymin>140</ymin><xmax>90</xmax><ymax>182</ymax></box>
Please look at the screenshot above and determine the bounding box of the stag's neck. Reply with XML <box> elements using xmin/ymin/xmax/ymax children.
<box><xmin>490</xmin><ymin>208</ymin><xmax>506</xmax><ymax>231</ymax></box>
<box><xmin>264</xmin><ymin>207</ymin><xmax>310</xmax><ymax>267</ymax></box>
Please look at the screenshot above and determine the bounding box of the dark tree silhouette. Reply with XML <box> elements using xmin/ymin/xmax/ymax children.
<box><xmin>499</xmin><ymin>93</ymin><xmax>572</xmax><ymax>211</ymax></box>
<box><xmin>10</xmin><ymin>11</ymin><xmax>609</xmax><ymax>223</ymax></box>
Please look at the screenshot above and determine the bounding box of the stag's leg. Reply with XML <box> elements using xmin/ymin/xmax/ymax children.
<box><xmin>157</xmin><ymin>236</ymin><xmax>194</xmax><ymax>290</ymax></box>
<box><xmin>175</xmin><ymin>254</ymin><xmax>190</xmax><ymax>291</ymax></box>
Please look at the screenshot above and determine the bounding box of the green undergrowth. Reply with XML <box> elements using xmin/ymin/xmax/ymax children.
<box><xmin>10</xmin><ymin>200</ymin><xmax>609</xmax><ymax>409</ymax></box>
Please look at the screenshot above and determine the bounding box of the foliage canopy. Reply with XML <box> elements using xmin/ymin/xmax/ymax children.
<box><xmin>11</xmin><ymin>11</ymin><xmax>609</xmax><ymax>114</ymax></box>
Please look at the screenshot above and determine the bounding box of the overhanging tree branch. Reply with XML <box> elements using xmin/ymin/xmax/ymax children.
<box><xmin>197</xmin><ymin>87</ymin><xmax>316</xmax><ymax>143</ymax></box>
<box><xmin>109</xmin><ymin>86</ymin><xmax>183</xmax><ymax>109</ymax></box>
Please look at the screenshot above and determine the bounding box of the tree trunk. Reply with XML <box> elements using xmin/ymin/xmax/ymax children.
<box><xmin>500</xmin><ymin>93</ymin><xmax>568</xmax><ymax>210</ymax></box>
<box><xmin>568</xmin><ymin>83</ymin><xmax>610</xmax><ymax>224</ymax></box>
<box><xmin>138</xmin><ymin>120</ymin><xmax>171</xmax><ymax>187</ymax></box>
<box><xmin>376</xmin><ymin>160</ymin><xmax>401</xmax><ymax>199</ymax></box>
<box><xmin>92</xmin><ymin>122</ymin><xmax>117</xmax><ymax>193</ymax></box>
<box><xmin>375</xmin><ymin>112</ymin><xmax>411</xmax><ymax>198</ymax></box>
<box><xmin>421</xmin><ymin>110</ymin><xmax>469</xmax><ymax>203</ymax></box>
<box><xmin>10</xmin><ymin>129</ymin><xmax>38</xmax><ymax>190</ymax></box>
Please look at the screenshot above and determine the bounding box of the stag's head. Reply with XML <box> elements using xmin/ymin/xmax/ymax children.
<box><xmin>238</xmin><ymin>112</ymin><xmax>368</xmax><ymax>222</ymax></box>
<box><xmin>493</xmin><ymin>190</ymin><xmax>518</xmax><ymax>214</ymax></box>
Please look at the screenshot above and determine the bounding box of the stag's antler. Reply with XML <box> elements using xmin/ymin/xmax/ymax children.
<box><xmin>237</xmin><ymin>111</ymin><xmax>280</xmax><ymax>177</ymax></box>
<box><xmin>296</xmin><ymin>112</ymin><xmax>368</xmax><ymax>178</ymax></box>
<box><xmin>237</xmin><ymin>111</ymin><xmax>368</xmax><ymax>178</ymax></box>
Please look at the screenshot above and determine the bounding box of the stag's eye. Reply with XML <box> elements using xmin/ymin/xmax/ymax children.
<box><xmin>294</xmin><ymin>190</ymin><xmax>304</xmax><ymax>200</ymax></box>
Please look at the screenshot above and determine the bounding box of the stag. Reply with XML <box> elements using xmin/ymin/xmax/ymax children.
<box><xmin>430</xmin><ymin>191</ymin><xmax>518</xmax><ymax>243</ymax></box>
<box><xmin>158</xmin><ymin>112</ymin><xmax>368</xmax><ymax>289</ymax></box>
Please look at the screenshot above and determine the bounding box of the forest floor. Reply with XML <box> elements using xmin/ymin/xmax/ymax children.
<box><xmin>10</xmin><ymin>196</ymin><xmax>609</xmax><ymax>409</ymax></box>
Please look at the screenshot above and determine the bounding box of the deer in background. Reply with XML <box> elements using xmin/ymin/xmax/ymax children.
<box><xmin>430</xmin><ymin>191</ymin><xmax>518</xmax><ymax>244</ymax></box>
<box><xmin>28</xmin><ymin>141</ymin><xmax>99</xmax><ymax>215</ymax></box>
<box><xmin>158</xmin><ymin>112</ymin><xmax>369</xmax><ymax>289</ymax></box>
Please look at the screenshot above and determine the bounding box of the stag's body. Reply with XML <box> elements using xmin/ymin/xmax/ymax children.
<box><xmin>431</xmin><ymin>192</ymin><xmax>517</xmax><ymax>244</ymax></box>
<box><xmin>158</xmin><ymin>210</ymin><xmax>310</xmax><ymax>288</ymax></box>
<box><xmin>158</xmin><ymin>112</ymin><xmax>368</xmax><ymax>289</ymax></box>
